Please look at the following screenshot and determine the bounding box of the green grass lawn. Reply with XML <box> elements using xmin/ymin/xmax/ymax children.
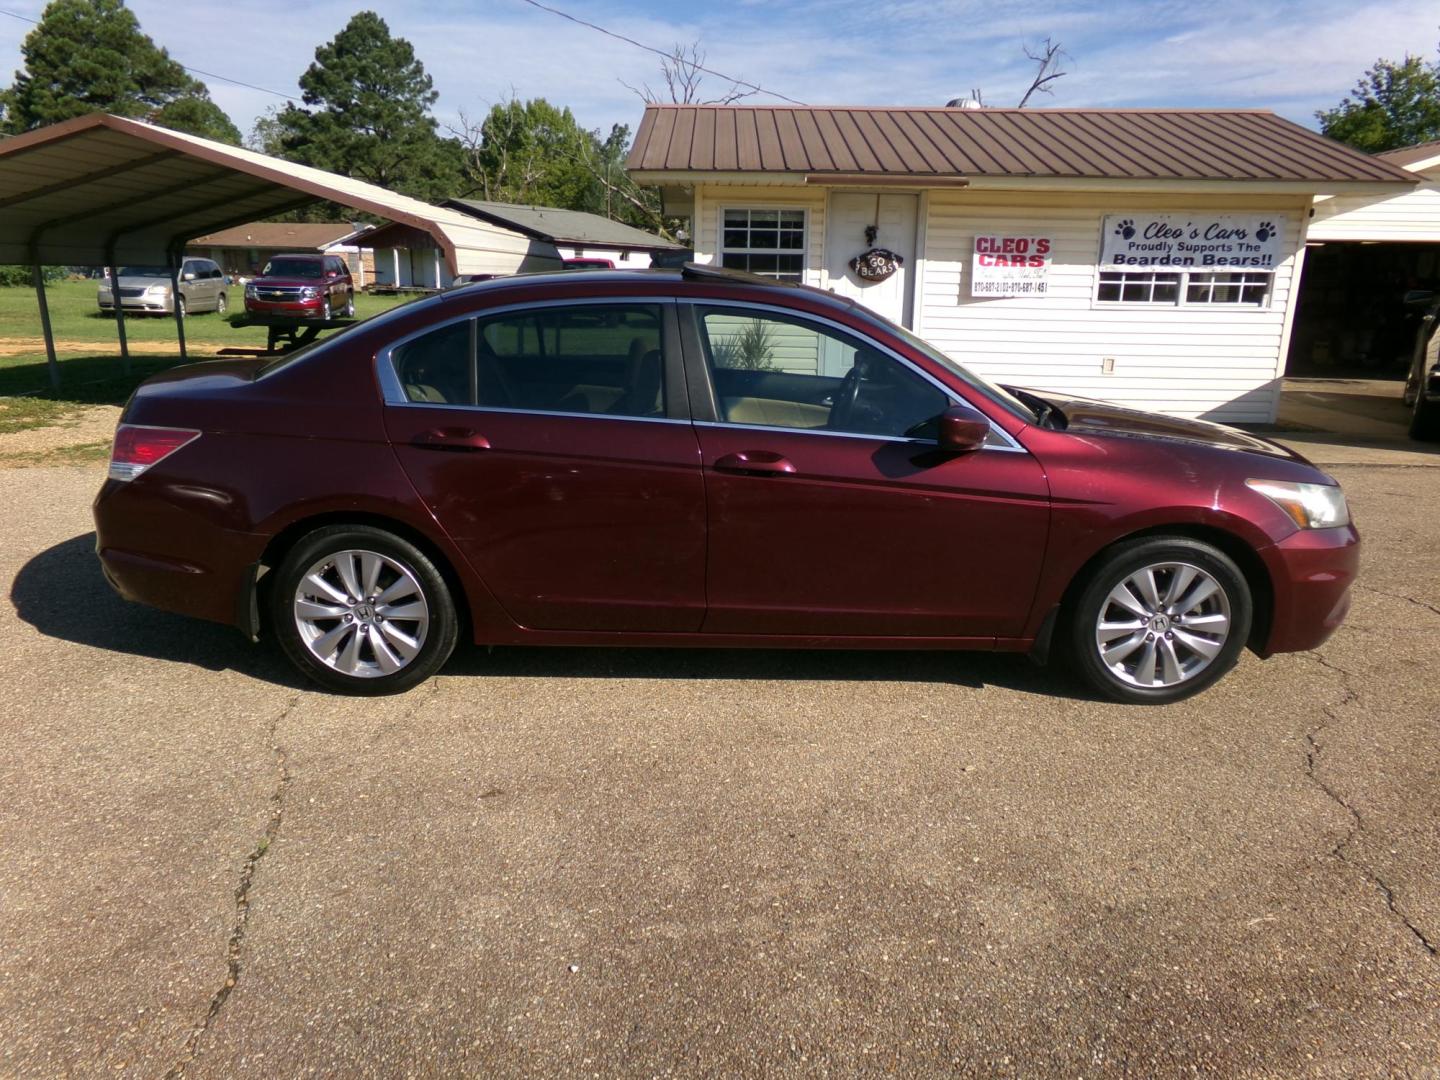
<box><xmin>0</xmin><ymin>278</ymin><xmax>415</xmax><ymax>421</ymax></box>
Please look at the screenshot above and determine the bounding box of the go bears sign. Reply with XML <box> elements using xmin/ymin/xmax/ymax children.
<box><xmin>1100</xmin><ymin>214</ymin><xmax>1284</xmax><ymax>272</ymax></box>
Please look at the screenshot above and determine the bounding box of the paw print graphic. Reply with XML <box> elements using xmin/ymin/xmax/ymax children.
<box><xmin>1254</xmin><ymin>221</ymin><xmax>1276</xmax><ymax>242</ymax></box>
<box><xmin>1115</xmin><ymin>219</ymin><xmax>1136</xmax><ymax>240</ymax></box>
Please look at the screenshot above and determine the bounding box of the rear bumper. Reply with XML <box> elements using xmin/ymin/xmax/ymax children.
<box><xmin>93</xmin><ymin>478</ymin><xmax>265</xmax><ymax>630</ymax></box>
<box><xmin>1258</xmin><ymin>524</ymin><xmax>1361</xmax><ymax>656</ymax></box>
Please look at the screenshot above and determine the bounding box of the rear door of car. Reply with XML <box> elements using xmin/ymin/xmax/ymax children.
<box><xmin>679</xmin><ymin>300</ymin><xmax>1051</xmax><ymax>639</ymax></box>
<box><xmin>381</xmin><ymin>297</ymin><xmax>708</xmax><ymax>633</ymax></box>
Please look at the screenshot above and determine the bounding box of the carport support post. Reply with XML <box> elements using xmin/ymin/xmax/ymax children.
<box><xmin>168</xmin><ymin>253</ymin><xmax>188</xmax><ymax>362</ymax></box>
<box><xmin>106</xmin><ymin>263</ymin><xmax>131</xmax><ymax>376</ymax></box>
<box><xmin>31</xmin><ymin>263</ymin><xmax>60</xmax><ymax>390</ymax></box>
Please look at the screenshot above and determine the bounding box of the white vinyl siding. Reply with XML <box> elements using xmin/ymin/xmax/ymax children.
<box><xmin>916</xmin><ymin>194</ymin><xmax>1307</xmax><ymax>425</ymax></box>
<box><xmin>1307</xmin><ymin>171</ymin><xmax>1440</xmax><ymax>242</ymax></box>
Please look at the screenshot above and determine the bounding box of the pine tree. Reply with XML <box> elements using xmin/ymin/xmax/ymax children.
<box><xmin>263</xmin><ymin>11</ymin><xmax>463</xmax><ymax>202</ymax></box>
<box><xmin>0</xmin><ymin>0</ymin><xmax>240</xmax><ymax>142</ymax></box>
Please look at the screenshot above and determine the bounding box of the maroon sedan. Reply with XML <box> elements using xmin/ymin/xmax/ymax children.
<box><xmin>95</xmin><ymin>267</ymin><xmax>1358</xmax><ymax>701</ymax></box>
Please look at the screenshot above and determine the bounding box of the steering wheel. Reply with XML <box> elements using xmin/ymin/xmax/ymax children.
<box><xmin>830</xmin><ymin>365</ymin><xmax>862</xmax><ymax>429</ymax></box>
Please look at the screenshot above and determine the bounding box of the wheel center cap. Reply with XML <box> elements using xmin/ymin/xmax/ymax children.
<box><xmin>354</xmin><ymin>603</ymin><xmax>375</xmax><ymax>621</ymax></box>
<box><xmin>1149</xmin><ymin>614</ymin><xmax>1171</xmax><ymax>633</ymax></box>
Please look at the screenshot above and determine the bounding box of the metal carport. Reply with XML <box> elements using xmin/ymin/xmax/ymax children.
<box><xmin>0</xmin><ymin>112</ymin><xmax>563</xmax><ymax>387</ymax></box>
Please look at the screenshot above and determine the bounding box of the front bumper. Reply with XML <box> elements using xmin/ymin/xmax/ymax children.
<box><xmin>1258</xmin><ymin>524</ymin><xmax>1361</xmax><ymax>656</ymax></box>
<box><xmin>245</xmin><ymin>297</ymin><xmax>325</xmax><ymax>317</ymax></box>
<box><xmin>99</xmin><ymin>296</ymin><xmax>173</xmax><ymax>314</ymax></box>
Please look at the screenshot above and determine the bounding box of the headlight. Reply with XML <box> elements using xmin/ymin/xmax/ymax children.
<box><xmin>1245</xmin><ymin>479</ymin><xmax>1350</xmax><ymax>529</ymax></box>
<box><xmin>300</xmin><ymin>287</ymin><xmax>319</xmax><ymax>299</ymax></box>
<box><xmin>244</xmin><ymin>284</ymin><xmax>257</xmax><ymax>298</ymax></box>
<box><xmin>146</xmin><ymin>283</ymin><xmax>170</xmax><ymax>295</ymax></box>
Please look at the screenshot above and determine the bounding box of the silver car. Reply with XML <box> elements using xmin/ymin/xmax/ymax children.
<box><xmin>97</xmin><ymin>258</ymin><xmax>228</xmax><ymax>317</ymax></box>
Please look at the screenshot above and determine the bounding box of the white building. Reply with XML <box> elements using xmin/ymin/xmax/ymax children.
<box><xmin>628</xmin><ymin>105</ymin><xmax>1414</xmax><ymax>424</ymax></box>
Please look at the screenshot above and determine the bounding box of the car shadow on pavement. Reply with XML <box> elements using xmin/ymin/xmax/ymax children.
<box><xmin>14</xmin><ymin>533</ymin><xmax>1091</xmax><ymax>700</ymax></box>
<box><xmin>10</xmin><ymin>532</ymin><xmax>305</xmax><ymax>689</ymax></box>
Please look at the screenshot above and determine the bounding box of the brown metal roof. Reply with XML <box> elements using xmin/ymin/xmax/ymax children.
<box><xmin>187</xmin><ymin>221</ymin><xmax>367</xmax><ymax>249</ymax></box>
<box><xmin>1374</xmin><ymin>139</ymin><xmax>1440</xmax><ymax>170</ymax></box>
<box><xmin>627</xmin><ymin>106</ymin><xmax>1415</xmax><ymax>186</ymax></box>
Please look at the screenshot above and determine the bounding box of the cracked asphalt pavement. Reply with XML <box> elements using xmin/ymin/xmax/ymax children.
<box><xmin>2</xmin><ymin>457</ymin><xmax>1438</xmax><ymax>1077</ymax></box>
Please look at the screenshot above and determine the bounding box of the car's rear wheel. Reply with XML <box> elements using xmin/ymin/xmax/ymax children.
<box><xmin>1067</xmin><ymin>537</ymin><xmax>1251</xmax><ymax>704</ymax></box>
<box><xmin>271</xmin><ymin>525</ymin><xmax>458</xmax><ymax>695</ymax></box>
<box><xmin>343</xmin><ymin>291</ymin><xmax>356</xmax><ymax>318</ymax></box>
<box><xmin>215</xmin><ymin>292</ymin><xmax>227</xmax><ymax>315</ymax></box>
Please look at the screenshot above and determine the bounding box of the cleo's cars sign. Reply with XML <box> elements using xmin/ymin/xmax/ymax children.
<box><xmin>1101</xmin><ymin>214</ymin><xmax>1283</xmax><ymax>271</ymax></box>
<box><xmin>971</xmin><ymin>235</ymin><xmax>1052</xmax><ymax>297</ymax></box>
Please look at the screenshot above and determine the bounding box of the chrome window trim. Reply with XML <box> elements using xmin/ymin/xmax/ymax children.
<box><xmin>376</xmin><ymin>296</ymin><xmax>676</xmax><ymax>409</ymax></box>
<box><xmin>382</xmin><ymin>400</ymin><xmax>694</xmax><ymax>427</ymax></box>
<box><xmin>690</xmin><ymin>298</ymin><xmax>1028</xmax><ymax>454</ymax></box>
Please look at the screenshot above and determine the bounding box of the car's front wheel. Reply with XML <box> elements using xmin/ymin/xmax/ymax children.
<box><xmin>1067</xmin><ymin>537</ymin><xmax>1252</xmax><ymax>704</ymax></box>
<box><xmin>271</xmin><ymin>525</ymin><xmax>459</xmax><ymax>695</ymax></box>
<box><xmin>1409</xmin><ymin>378</ymin><xmax>1440</xmax><ymax>441</ymax></box>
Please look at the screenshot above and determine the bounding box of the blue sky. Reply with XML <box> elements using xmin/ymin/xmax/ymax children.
<box><xmin>1</xmin><ymin>0</ymin><xmax>1437</xmax><ymax>142</ymax></box>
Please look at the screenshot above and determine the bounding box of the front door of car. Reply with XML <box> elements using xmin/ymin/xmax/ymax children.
<box><xmin>683</xmin><ymin>303</ymin><xmax>1050</xmax><ymax>639</ymax></box>
<box><xmin>382</xmin><ymin>299</ymin><xmax>707</xmax><ymax>633</ymax></box>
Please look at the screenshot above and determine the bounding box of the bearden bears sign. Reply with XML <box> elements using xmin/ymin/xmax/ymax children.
<box><xmin>1101</xmin><ymin>215</ymin><xmax>1284</xmax><ymax>272</ymax></box>
<box><xmin>971</xmin><ymin>235</ymin><xmax>1052</xmax><ymax>297</ymax></box>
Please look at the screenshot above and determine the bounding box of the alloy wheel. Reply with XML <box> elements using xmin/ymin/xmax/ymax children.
<box><xmin>292</xmin><ymin>548</ymin><xmax>430</xmax><ymax>678</ymax></box>
<box><xmin>1093</xmin><ymin>561</ymin><xmax>1231</xmax><ymax>688</ymax></box>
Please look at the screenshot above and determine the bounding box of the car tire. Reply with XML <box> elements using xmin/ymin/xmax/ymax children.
<box><xmin>1409</xmin><ymin>380</ymin><xmax>1440</xmax><ymax>442</ymax></box>
<box><xmin>320</xmin><ymin>297</ymin><xmax>332</xmax><ymax>321</ymax></box>
<box><xmin>344</xmin><ymin>291</ymin><xmax>356</xmax><ymax>318</ymax></box>
<box><xmin>216</xmin><ymin>292</ymin><xmax>227</xmax><ymax>315</ymax></box>
<box><xmin>1066</xmin><ymin>536</ymin><xmax>1252</xmax><ymax>705</ymax></box>
<box><xmin>270</xmin><ymin>525</ymin><xmax>459</xmax><ymax>695</ymax></box>
<box><xmin>176</xmin><ymin>296</ymin><xmax>186</xmax><ymax>319</ymax></box>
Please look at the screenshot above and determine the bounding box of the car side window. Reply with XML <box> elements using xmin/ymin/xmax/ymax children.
<box><xmin>695</xmin><ymin>306</ymin><xmax>952</xmax><ymax>439</ymax></box>
<box><xmin>391</xmin><ymin>319</ymin><xmax>473</xmax><ymax>405</ymax></box>
<box><xmin>474</xmin><ymin>303</ymin><xmax>665</xmax><ymax>418</ymax></box>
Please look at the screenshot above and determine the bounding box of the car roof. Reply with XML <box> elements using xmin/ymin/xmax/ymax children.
<box><xmin>443</xmin><ymin>263</ymin><xmax>864</xmax><ymax>320</ymax></box>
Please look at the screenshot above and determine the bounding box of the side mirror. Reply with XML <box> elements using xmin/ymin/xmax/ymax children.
<box><xmin>182</xmin><ymin>271</ymin><xmax>196</xmax><ymax>281</ymax></box>
<box><xmin>937</xmin><ymin>404</ymin><xmax>990</xmax><ymax>453</ymax></box>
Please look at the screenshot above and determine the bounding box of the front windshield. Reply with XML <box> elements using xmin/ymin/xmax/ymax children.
<box><xmin>262</xmin><ymin>258</ymin><xmax>324</xmax><ymax>279</ymax></box>
<box><xmin>117</xmin><ymin>266</ymin><xmax>169</xmax><ymax>278</ymax></box>
<box><xmin>852</xmin><ymin>307</ymin><xmax>1036</xmax><ymax>423</ymax></box>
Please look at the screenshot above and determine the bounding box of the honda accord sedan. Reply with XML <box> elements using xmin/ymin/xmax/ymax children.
<box><xmin>94</xmin><ymin>266</ymin><xmax>1358</xmax><ymax>702</ymax></box>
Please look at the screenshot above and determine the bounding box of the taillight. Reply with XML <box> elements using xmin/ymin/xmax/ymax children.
<box><xmin>108</xmin><ymin>424</ymin><xmax>200</xmax><ymax>481</ymax></box>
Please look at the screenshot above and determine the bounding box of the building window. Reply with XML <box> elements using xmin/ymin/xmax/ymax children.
<box><xmin>720</xmin><ymin>208</ymin><xmax>805</xmax><ymax>281</ymax></box>
<box><xmin>1097</xmin><ymin>270</ymin><xmax>1271</xmax><ymax>306</ymax></box>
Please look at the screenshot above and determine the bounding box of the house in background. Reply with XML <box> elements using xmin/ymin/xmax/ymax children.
<box><xmin>363</xmin><ymin>201</ymin><xmax>677</xmax><ymax>290</ymax></box>
<box><xmin>626</xmin><ymin>104</ymin><xmax>1414</xmax><ymax>424</ymax></box>
<box><xmin>442</xmin><ymin>199</ymin><xmax>686</xmax><ymax>268</ymax></box>
<box><xmin>186</xmin><ymin>221</ymin><xmax>376</xmax><ymax>285</ymax></box>
<box><xmin>363</xmin><ymin>212</ymin><xmax>564</xmax><ymax>290</ymax></box>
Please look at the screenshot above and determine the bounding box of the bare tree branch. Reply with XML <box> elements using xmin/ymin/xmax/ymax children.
<box><xmin>622</xmin><ymin>42</ymin><xmax>757</xmax><ymax>105</ymax></box>
<box><xmin>1017</xmin><ymin>37</ymin><xmax>1069</xmax><ymax>108</ymax></box>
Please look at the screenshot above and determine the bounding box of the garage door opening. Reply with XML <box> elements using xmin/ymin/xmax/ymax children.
<box><xmin>1287</xmin><ymin>240</ymin><xmax>1439</xmax><ymax>377</ymax></box>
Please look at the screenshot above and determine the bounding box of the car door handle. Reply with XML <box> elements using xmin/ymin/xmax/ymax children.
<box><xmin>410</xmin><ymin>428</ymin><xmax>491</xmax><ymax>452</ymax></box>
<box><xmin>713</xmin><ymin>451</ymin><xmax>796</xmax><ymax>476</ymax></box>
